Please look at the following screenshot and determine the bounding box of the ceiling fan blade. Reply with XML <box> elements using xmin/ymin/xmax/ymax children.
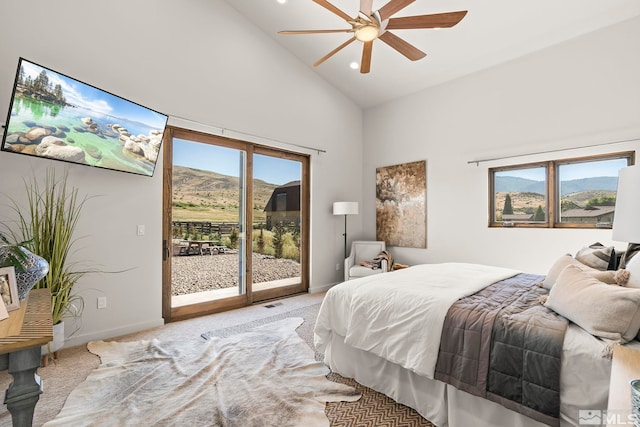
<box><xmin>386</xmin><ymin>11</ymin><xmax>468</xmax><ymax>30</ymax></box>
<box><xmin>279</xmin><ymin>29</ymin><xmax>353</xmax><ymax>35</ymax></box>
<box><xmin>378</xmin><ymin>31</ymin><xmax>426</xmax><ymax>61</ymax></box>
<box><xmin>313</xmin><ymin>37</ymin><xmax>356</xmax><ymax>67</ymax></box>
<box><xmin>312</xmin><ymin>0</ymin><xmax>353</xmax><ymax>22</ymax></box>
<box><xmin>360</xmin><ymin>0</ymin><xmax>373</xmax><ymax>16</ymax></box>
<box><xmin>378</xmin><ymin>0</ymin><xmax>415</xmax><ymax>21</ymax></box>
<box><xmin>360</xmin><ymin>40</ymin><xmax>373</xmax><ymax>73</ymax></box>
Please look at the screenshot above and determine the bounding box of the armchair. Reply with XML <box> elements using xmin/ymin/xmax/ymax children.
<box><xmin>344</xmin><ymin>240</ymin><xmax>388</xmax><ymax>281</ymax></box>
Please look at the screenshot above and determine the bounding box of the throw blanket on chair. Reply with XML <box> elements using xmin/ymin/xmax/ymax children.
<box><xmin>374</xmin><ymin>250</ymin><xmax>394</xmax><ymax>271</ymax></box>
<box><xmin>434</xmin><ymin>273</ymin><xmax>568</xmax><ymax>427</ymax></box>
<box><xmin>358</xmin><ymin>250</ymin><xmax>394</xmax><ymax>271</ymax></box>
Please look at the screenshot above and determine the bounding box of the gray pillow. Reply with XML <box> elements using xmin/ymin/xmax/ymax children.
<box><xmin>575</xmin><ymin>242</ymin><xmax>615</xmax><ymax>271</ymax></box>
<box><xmin>545</xmin><ymin>265</ymin><xmax>640</xmax><ymax>343</ymax></box>
<box><xmin>620</xmin><ymin>243</ymin><xmax>640</xmax><ymax>269</ymax></box>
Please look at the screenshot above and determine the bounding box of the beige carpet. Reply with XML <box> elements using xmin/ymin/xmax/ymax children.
<box><xmin>0</xmin><ymin>292</ymin><xmax>434</xmax><ymax>426</ymax></box>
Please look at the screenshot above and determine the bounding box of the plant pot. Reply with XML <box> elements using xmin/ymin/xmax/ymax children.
<box><xmin>41</xmin><ymin>321</ymin><xmax>64</xmax><ymax>366</ymax></box>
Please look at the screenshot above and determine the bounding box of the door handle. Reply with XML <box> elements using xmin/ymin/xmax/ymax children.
<box><xmin>162</xmin><ymin>239</ymin><xmax>170</xmax><ymax>261</ymax></box>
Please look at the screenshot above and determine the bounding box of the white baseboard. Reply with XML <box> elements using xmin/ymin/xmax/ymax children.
<box><xmin>63</xmin><ymin>318</ymin><xmax>165</xmax><ymax>349</ymax></box>
<box><xmin>308</xmin><ymin>282</ymin><xmax>339</xmax><ymax>294</ymax></box>
<box><xmin>62</xmin><ymin>285</ymin><xmax>338</xmax><ymax>348</ymax></box>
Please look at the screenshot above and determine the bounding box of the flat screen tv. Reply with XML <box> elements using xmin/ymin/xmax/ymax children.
<box><xmin>1</xmin><ymin>58</ymin><xmax>168</xmax><ymax>177</ymax></box>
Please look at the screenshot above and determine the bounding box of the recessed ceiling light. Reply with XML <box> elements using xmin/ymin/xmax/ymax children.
<box><xmin>277</xmin><ymin>0</ymin><xmax>286</xmax><ymax>4</ymax></box>
<box><xmin>349</xmin><ymin>62</ymin><xmax>359</xmax><ymax>70</ymax></box>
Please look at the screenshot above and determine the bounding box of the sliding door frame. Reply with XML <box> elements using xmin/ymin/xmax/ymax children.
<box><xmin>251</xmin><ymin>145</ymin><xmax>310</xmax><ymax>303</ymax></box>
<box><xmin>162</xmin><ymin>126</ymin><xmax>310</xmax><ymax>322</ymax></box>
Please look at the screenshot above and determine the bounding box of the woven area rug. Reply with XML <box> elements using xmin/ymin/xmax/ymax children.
<box><xmin>203</xmin><ymin>303</ymin><xmax>435</xmax><ymax>427</ymax></box>
<box><xmin>44</xmin><ymin>317</ymin><xmax>360</xmax><ymax>427</ymax></box>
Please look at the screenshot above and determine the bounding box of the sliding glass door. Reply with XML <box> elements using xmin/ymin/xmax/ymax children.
<box><xmin>251</xmin><ymin>150</ymin><xmax>307</xmax><ymax>301</ymax></box>
<box><xmin>162</xmin><ymin>127</ymin><xmax>309</xmax><ymax>322</ymax></box>
<box><xmin>170</xmin><ymin>138</ymin><xmax>247</xmax><ymax>306</ymax></box>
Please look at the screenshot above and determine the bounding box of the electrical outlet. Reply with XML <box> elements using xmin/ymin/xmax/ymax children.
<box><xmin>97</xmin><ymin>296</ymin><xmax>107</xmax><ymax>309</ymax></box>
<box><xmin>335</xmin><ymin>263</ymin><xmax>340</xmax><ymax>271</ymax></box>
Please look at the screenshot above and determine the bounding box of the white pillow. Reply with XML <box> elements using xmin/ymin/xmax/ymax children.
<box><xmin>542</xmin><ymin>254</ymin><xmax>626</xmax><ymax>289</ymax></box>
<box><xmin>545</xmin><ymin>265</ymin><xmax>640</xmax><ymax>343</ymax></box>
<box><xmin>626</xmin><ymin>254</ymin><xmax>640</xmax><ymax>289</ymax></box>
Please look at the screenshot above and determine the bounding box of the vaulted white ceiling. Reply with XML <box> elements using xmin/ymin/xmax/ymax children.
<box><xmin>224</xmin><ymin>0</ymin><xmax>640</xmax><ymax>108</ymax></box>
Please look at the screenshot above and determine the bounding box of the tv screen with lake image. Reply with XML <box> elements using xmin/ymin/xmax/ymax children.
<box><xmin>1</xmin><ymin>58</ymin><xmax>168</xmax><ymax>177</ymax></box>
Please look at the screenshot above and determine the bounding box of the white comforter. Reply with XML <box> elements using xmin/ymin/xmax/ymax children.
<box><xmin>314</xmin><ymin>263</ymin><xmax>520</xmax><ymax>379</ymax></box>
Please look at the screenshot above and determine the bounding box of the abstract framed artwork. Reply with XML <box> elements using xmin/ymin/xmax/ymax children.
<box><xmin>0</xmin><ymin>266</ymin><xmax>20</xmax><ymax>311</ymax></box>
<box><xmin>375</xmin><ymin>160</ymin><xmax>426</xmax><ymax>248</ymax></box>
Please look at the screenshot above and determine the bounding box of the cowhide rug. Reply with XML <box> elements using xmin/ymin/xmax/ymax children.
<box><xmin>44</xmin><ymin>318</ymin><xmax>360</xmax><ymax>426</ymax></box>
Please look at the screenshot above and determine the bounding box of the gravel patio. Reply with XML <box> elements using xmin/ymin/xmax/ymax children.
<box><xmin>171</xmin><ymin>253</ymin><xmax>301</xmax><ymax>296</ymax></box>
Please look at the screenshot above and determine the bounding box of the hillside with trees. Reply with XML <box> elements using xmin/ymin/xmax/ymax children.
<box><xmin>494</xmin><ymin>175</ymin><xmax>618</xmax><ymax>221</ymax></box>
<box><xmin>495</xmin><ymin>190</ymin><xmax>616</xmax><ymax>221</ymax></box>
<box><xmin>172</xmin><ymin>165</ymin><xmax>277</xmax><ymax>222</ymax></box>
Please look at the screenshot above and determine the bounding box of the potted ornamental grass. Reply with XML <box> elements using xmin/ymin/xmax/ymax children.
<box><xmin>2</xmin><ymin>168</ymin><xmax>93</xmax><ymax>357</ymax></box>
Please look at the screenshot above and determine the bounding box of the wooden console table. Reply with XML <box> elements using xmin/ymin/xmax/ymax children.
<box><xmin>607</xmin><ymin>344</ymin><xmax>640</xmax><ymax>427</ymax></box>
<box><xmin>0</xmin><ymin>288</ymin><xmax>53</xmax><ymax>427</ymax></box>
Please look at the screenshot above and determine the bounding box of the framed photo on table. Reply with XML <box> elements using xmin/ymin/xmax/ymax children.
<box><xmin>0</xmin><ymin>266</ymin><xmax>20</xmax><ymax>311</ymax></box>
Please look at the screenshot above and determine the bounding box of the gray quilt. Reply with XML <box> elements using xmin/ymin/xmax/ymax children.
<box><xmin>434</xmin><ymin>273</ymin><xmax>567</xmax><ymax>427</ymax></box>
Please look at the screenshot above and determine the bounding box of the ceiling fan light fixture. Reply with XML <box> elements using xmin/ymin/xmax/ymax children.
<box><xmin>349</xmin><ymin>61</ymin><xmax>359</xmax><ymax>69</ymax></box>
<box><xmin>355</xmin><ymin>25</ymin><xmax>379</xmax><ymax>42</ymax></box>
<box><xmin>278</xmin><ymin>1</ymin><xmax>468</xmax><ymax>70</ymax></box>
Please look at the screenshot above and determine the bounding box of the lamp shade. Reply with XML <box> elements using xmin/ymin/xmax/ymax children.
<box><xmin>612</xmin><ymin>165</ymin><xmax>640</xmax><ymax>243</ymax></box>
<box><xmin>333</xmin><ymin>202</ymin><xmax>359</xmax><ymax>216</ymax></box>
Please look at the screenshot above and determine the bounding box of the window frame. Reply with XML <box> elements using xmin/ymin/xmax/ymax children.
<box><xmin>489</xmin><ymin>151</ymin><xmax>635</xmax><ymax>229</ymax></box>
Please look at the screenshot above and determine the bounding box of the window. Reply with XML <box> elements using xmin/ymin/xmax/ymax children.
<box><xmin>493</xmin><ymin>164</ymin><xmax>548</xmax><ymax>225</ymax></box>
<box><xmin>489</xmin><ymin>151</ymin><xmax>634</xmax><ymax>228</ymax></box>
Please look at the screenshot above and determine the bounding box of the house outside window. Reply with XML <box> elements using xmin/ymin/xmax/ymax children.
<box><xmin>489</xmin><ymin>151</ymin><xmax>634</xmax><ymax>228</ymax></box>
<box><xmin>493</xmin><ymin>165</ymin><xmax>547</xmax><ymax>225</ymax></box>
<box><xmin>264</xmin><ymin>181</ymin><xmax>301</xmax><ymax>229</ymax></box>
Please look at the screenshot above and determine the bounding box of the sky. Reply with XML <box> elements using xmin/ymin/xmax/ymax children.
<box><xmin>558</xmin><ymin>158</ymin><xmax>628</xmax><ymax>180</ymax></box>
<box><xmin>19</xmin><ymin>59</ymin><xmax>167</xmax><ymax>128</ymax></box>
<box><xmin>172</xmin><ymin>139</ymin><xmax>301</xmax><ymax>185</ymax></box>
<box><xmin>498</xmin><ymin>158</ymin><xmax>629</xmax><ymax>181</ymax></box>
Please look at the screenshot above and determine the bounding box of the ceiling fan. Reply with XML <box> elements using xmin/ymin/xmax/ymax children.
<box><xmin>278</xmin><ymin>0</ymin><xmax>467</xmax><ymax>74</ymax></box>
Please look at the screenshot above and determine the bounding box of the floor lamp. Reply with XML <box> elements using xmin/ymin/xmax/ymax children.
<box><xmin>612</xmin><ymin>164</ymin><xmax>640</xmax><ymax>268</ymax></box>
<box><xmin>333</xmin><ymin>202</ymin><xmax>359</xmax><ymax>259</ymax></box>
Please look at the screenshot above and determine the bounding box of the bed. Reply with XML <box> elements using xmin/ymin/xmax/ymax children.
<box><xmin>314</xmin><ymin>262</ymin><xmax>640</xmax><ymax>427</ymax></box>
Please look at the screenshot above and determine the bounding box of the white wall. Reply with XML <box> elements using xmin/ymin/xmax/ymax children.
<box><xmin>363</xmin><ymin>16</ymin><xmax>640</xmax><ymax>274</ymax></box>
<box><xmin>0</xmin><ymin>0</ymin><xmax>364</xmax><ymax>346</ymax></box>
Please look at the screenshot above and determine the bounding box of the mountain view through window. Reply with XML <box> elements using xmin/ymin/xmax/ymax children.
<box><xmin>491</xmin><ymin>153</ymin><xmax>633</xmax><ymax>227</ymax></box>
